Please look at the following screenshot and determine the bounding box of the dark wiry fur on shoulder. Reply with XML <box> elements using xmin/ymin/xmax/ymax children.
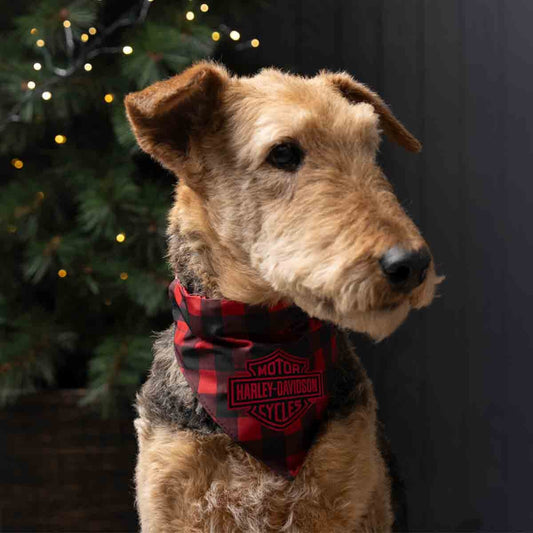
<box><xmin>136</xmin><ymin>327</ymin><xmax>221</xmax><ymax>434</ymax></box>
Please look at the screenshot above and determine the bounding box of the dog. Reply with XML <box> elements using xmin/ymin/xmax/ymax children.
<box><xmin>125</xmin><ymin>61</ymin><xmax>440</xmax><ymax>532</ymax></box>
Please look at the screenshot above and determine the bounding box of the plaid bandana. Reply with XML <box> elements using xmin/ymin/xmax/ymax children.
<box><xmin>169</xmin><ymin>279</ymin><xmax>338</xmax><ymax>479</ymax></box>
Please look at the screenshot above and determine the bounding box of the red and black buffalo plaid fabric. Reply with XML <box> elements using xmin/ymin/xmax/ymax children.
<box><xmin>169</xmin><ymin>278</ymin><xmax>338</xmax><ymax>479</ymax></box>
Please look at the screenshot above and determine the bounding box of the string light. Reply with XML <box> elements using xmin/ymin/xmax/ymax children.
<box><xmin>58</xmin><ymin>269</ymin><xmax>67</xmax><ymax>278</ymax></box>
<box><xmin>10</xmin><ymin>12</ymin><xmax>260</xmax><ymax>192</ymax></box>
<box><xmin>104</xmin><ymin>299</ymin><xmax>112</xmax><ymax>306</ymax></box>
<box><xmin>120</xmin><ymin>272</ymin><xmax>128</xmax><ymax>280</ymax></box>
<box><xmin>36</xmin><ymin>191</ymin><xmax>45</xmax><ymax>200</ymax></box>
<box><xmin>115</xmin><ymin>232</ymin><xmax>126</xmax><ymax>243</ymax></box>
<box><xmin>7</xmin><ymin>225</ymin><xmax>17</xmax><ymax>233</ymax></box>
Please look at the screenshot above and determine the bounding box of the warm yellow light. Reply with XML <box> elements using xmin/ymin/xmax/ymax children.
<box><xmin>200</xmin><ymin>3</ymin><xmax>209</xmax><ymax>12</ymax></box>
<box><xmin>115</xmin><ymin>232</ymin><xmax>126</xmax><ymax>243</ymax></box>
<box><xmin>54</xmin><ymin>134</ymin><xmax>67</xmax><ymax>144</ymax></box>
<box><xmin>104</xmin><ymin>93</ymin><xmax>114</xmax><ymax>103</ymax></box>
<box><xmin>84</xmin><ymin>62</ymin><xmax>92</xmax><ymax>71</ymax></box>
<box><xmin>36</xmin><ymin>39</ymin><xmax>45</xmax><ymax>47</ymax></box>
<box><xmin>186</xmin><ymin>11</ymin><xmax>195</xmax><ymax>21</ymax></box>
<box><xmin>122</xmin><ymin>45</ymin><xmax>133</xmax><ymax>55</ymax></box>
<box><xmin>42</xmin><ymin>91</ymin><xmax>52</xmax><ymax>100</ymax></box>
<box><xmin>229</xmin><ymin>30</ymin><xmax>240</xmax><ymax>41</ymax></box>
<box><xmin>33</xmin><ymin>62</ymin><xmax>42</xmax><ymax>71</ymax></box>
<box><xmin>30</xmin><ymin>28</ymin><xmax>38</xmax><ymax>35</ymax></box>
<box><xmin>211</xmin><ymin>31</ymin><xmax>220</xmax><ymax>41</ymax></box>
<box><xmin>27</xmin><ymin>81</ymin><xmax>36</xmax><ymax>90</ymax></box>
<box><xmin>58</xmin><ymin>269</ymin><xmax>67</xmax><ymax>278</ymax></box>
<box><xmin>88</xmin><ymin>27</ymin><xmax>97</xmax><ymax>35</ymax></box>
<box><xmin>104</xmin><ymin>299</ymin><xmax>112</xmax><ymax>306</ymax></box>
<box><xmin>7</xmin><ymin>225</ymin><xmax>17</xmax><ymax>233</ymax></box>
<box><xmin>63</xmin><ymin>20</ymin><xmax>71</xmax><ymax>28</ymax></box>
<box><xmin>251</xmin><ymin>38</ymin><xmax>260</xmax><ymax>48</ymax></box>
<box><xmin>11</xmin><ymin>158</ymin><xmax>24</xmax><ymax>169</ymax></box>
<box><xmin>81</xmin><ymin>33</ymin><xmax>89</xmax><ymax>42</ymax></box>
<box><xmin>120</xmin><ymin>272</ymin><xmax>128</xmax><ymax>280</ymax></box>
<box><xmin>36</xmin><ymin>191</ymin><xmax>45</xmax><ymax>200</ymax></box>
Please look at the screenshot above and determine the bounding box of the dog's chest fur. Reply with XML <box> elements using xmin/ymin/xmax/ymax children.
<box><xmin>134</xmin><ymin>328</ymin><xmax>393</xmax><ymax>532</ymax></box>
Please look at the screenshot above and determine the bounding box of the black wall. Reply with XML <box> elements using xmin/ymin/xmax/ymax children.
<box><xmin>224</xmin><ymin>1</ymin><xmax>533</xmax><ymax>530</ymax></box>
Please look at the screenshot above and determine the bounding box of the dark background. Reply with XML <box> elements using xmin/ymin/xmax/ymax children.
<box><xmin>224</xmin><ymin>0</ymin><xmax>533</xmax><ymax>531</ymax></box>
<box><xmin>2</xmin><ymin>0</ymin><xmax>532</xmax><ymax>531</ymax></box>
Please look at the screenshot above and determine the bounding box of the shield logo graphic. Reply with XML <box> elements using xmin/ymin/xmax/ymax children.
<box><xmin>227</xmin><ymin>349</ymin><xmax>325</xmax><ymax>430</ymax></box>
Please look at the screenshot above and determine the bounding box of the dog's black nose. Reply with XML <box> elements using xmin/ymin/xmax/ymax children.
<box><xmin>379</xmin><ymin>246</ymin><xmax>431</xmax><ymax>293</ymax></box>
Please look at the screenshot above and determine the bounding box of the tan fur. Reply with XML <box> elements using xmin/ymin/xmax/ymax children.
<box><xmin>125</xmin><ymin>62</ymin><xmax>441</xmax><ymax>532</ymax></box>
<box><xmin>135</xmin><ymin>402</ymin><xmax>392</xmax><ymax>532</ymax></box>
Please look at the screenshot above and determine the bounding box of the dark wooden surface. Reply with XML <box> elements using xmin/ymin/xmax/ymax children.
<box><xmin>224</xmin><ymin>0</ymin><xmax>533</xmax><ymax>530</ymax></box>
<box><xmin>0</xmin><ymin>390</ymin><xmax>137</xmax><ymax>532</ymax></box>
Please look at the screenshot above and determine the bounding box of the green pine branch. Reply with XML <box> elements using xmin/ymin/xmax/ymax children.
<box><xmin>0</xmin><ymin>0</ymin><xmax>265</xmax><ymax>413</ymax></box>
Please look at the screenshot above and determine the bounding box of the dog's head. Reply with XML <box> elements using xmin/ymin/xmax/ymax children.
<box><xmin>125</xmin><ymin>62</ymin><xmax>442</xmax><ymax>340</ymax></box>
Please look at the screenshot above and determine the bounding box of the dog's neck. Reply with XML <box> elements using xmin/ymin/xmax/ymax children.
<box><xmin>167</xmin><ymin>222</ymin><xmax>220</xmax><ymax>299</ymax></box>
<box><xmin>168</xmin><ymin>229</ymin><xmax>215</xmax><ymax>298</ymax></box>
<box><xmin>166</xmin><ymin>183</ymin><xmax>226</xmax><ymax>299</ymax></box>
<box><xmin>166</xmin><ymin>182</ymin><xmax>278</xmax><ymax>304</ymax></box>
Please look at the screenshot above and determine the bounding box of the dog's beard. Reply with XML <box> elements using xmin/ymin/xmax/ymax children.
<box><xmin>330</xmin><ymin>303</ymin><xmax>412</xmax><ymax>341</ymax></box>
<box><xmin>289</xmin><ymin>289</ymin><xmax>410</xmax><ymax>341</ymax></box>
<box><xmin>254</xmin><ymin>259</ymin><xmax>440</xmax><ymax>341</ymax></box>
<box><xmin>294</xmin><ymin>270</ymin><xmax>441</xmax><ymax>341</ymax></box>
<box><xmin>251</xmin><ymin>234</ymin><xmax>441</xmax><ymax>341</ymax></box>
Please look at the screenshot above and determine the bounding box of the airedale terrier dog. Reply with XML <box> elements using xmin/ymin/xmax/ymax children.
<box><xmin>125</xmin><ymin>61</ymin><xmax>440</xmax><ymax>532</ymax></box>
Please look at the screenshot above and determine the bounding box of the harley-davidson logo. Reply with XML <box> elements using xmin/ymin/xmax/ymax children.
<box><xmin>227</xmin><ymin>349</ymin><xmax>325</xmax><ymax>430</ymax></box>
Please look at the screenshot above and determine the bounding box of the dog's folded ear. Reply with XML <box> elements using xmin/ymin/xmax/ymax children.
<box><xmin>124</xmin><ymin>61</ymin><xmax>229</xmax><ymax>172</ymax></box>
<box><xmin>322</xmin><ymin>72</ymin><xmax>422</xmax><ymax>153</ymax></box>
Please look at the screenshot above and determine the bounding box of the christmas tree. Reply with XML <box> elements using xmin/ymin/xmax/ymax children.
<box><xmin>0</xmin><ymin>0</ymin><xmax>262</xmax><ymax>414</ymax></box>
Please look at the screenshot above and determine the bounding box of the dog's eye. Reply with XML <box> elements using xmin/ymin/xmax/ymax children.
<box><xmin>267</xmin><ymin>142</ymin><xmax>304</xmax><ymax>171</ymax></box>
